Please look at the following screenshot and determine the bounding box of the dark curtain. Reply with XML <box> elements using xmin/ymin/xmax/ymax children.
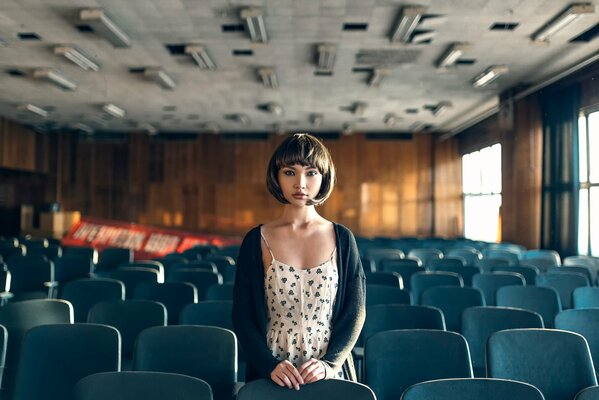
<box><xmin>539</xmin><ymin>84</ymin><xmax>580</xmax><ymax>257</ymax></box>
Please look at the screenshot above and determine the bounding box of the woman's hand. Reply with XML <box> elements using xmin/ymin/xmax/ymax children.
<box><xmin>271</xmin><ymin>360</ymin><xmax>304</xmax><ymax>390</ymax></box>
<box><xmin>298</xmin><ymin>358</ymin><xmax>326</xmax><ymax>384</ymax></box>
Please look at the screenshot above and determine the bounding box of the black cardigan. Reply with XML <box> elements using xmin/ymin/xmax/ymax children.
<box><xmin>232</xmin><ymin>223</ymin><xmax>366</xmax><ymax>382</ymax></box>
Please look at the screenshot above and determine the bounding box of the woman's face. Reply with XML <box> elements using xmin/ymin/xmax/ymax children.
<box><xmin>278</xmin><ymin>163</ymin><xmax>323</xmax><ymax>206</ymax></box>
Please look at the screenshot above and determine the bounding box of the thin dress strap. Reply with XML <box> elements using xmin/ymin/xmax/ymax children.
<box><xmin>260</xmin><ymin>227</ymin><xmax>275</xmax><ymax>262</ymax></box>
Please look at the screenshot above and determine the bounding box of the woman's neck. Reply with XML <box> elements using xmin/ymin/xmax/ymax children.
<box><xmin>277</xmin><ymin>205</ymin><xmax>322</xmax><ymax>228</ymax></box>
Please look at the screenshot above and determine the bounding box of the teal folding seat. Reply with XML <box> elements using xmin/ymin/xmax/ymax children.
<box><xmin>401</xmin><ymin>378</ymin><xmax>544</xmax><ymax>400</ymax></box>
<box><xmin>60</xmin><ymin>278</ymin><xmax>125</xmax><ymax>322</ymax></box>
<box><xmin>238</xmin><ymin>378</ymin><xmax>375</xmax><ymax>400</ymax></box>
<box><xmin>366</xmin><ymin>285</ymin><xmax>411</xmax><ymax>306</ymax></box>
<box><xmin>496</xmin><ymin>286</ymin><xmax>561</xmax><ymax>328</ymax></box>
<box><xmin>472</xmin><ymin>272</ymin><xmax>525</xmax><ymax>306</ymax></box>
<box><xmin>421</xmin><ymin>286</ymin><xmax>484</xmax><ymax>332</ymax></box>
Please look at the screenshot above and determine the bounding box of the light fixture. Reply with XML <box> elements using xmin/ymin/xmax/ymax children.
<box><xmin>369</xmin><ymin>68</ymin><xmax>388</xmax><ymax>87</ymax></box>
<box><xmin>384</xmin><ymin>113</ymin><xmax>400</xmax><ymax>126</ymax></box>
<box><xmin>230</xmin><ymin>113</ymin><xmax>250</xmax><ymax>125</ymax></box>
<box><xmin>138</xmin><ymin>123</ymin><xmax>158</xmax><ymax>135</ymax></box>
<box><xmin>240</xmin><ymin>7</ymin><xmax>268</xmax><ymax>43</ymax></box>
<box><xmin>316</xmin><ymin>44</ymin><xmax>336</xmax><ymax>71</ymax></box>
<box><xmin>353</xmin><ymin>102</ymin><xmax>368</xmax><ymax>116</ymax></box>
<box><xmin>471</xmin><ymin>65</ymin><xmax>509</xmax><ymax>88</ymax></box>
<box><xmin>202</xmin><ymin>122</ymin><xmax>220</xmax><ymax>134</ymax></box>
<box><xmin>310</xmin><ymin>113</ymin><xmax>324</xmax><ymax>127</ymax></box>
<box><xmin>532</xmin><ymin>3</ymin><xmax>595</xmax><ymax>42</ymax></box>
<box><xmin>102</xmin><ymin>103</ymin><xmax>126</xmax><ymax>118</ymax></box>
<box><xmin>266</xmin><ymin>102</ymin><xmax>284</xmax><ymax>115</ymax></box>
<box><xmin>411</xmin><ymin>30</ymin><xmax>436</xmax><ymax>43</ymax></box>
<box><xmin>257</xmin><ymin>67</ymin><xmax>278</xmax><ymax>88</ymax></box>
<box><xmin>18</xmin><ymin>103</ymin><xmax>48</xmax><ymax>118</ymax></box>
<box><xmin>184</xmin><ymin>44</ymin><xmax>216</xmax><ymax>70</ymax></box>
<box><xmin>435</xmin><ymin>42</ymin><xmax>471</xmax><ymax>69</ymax></box>
<box><xmin>73</xmin><ymin>123</ymin><xmax>93</xmax><ymax>134</ymax></box>
<box><xmin>53</xmin><ymin>45</ymin><xmax>100</xmax><ymax>71</ymax></box>
<box><xmin>32</xmin><ymin>68</ymin><xmax>77</xmax><ymax>91</ymax></box>
<box><xmin>427</xmin><ymin>101</ymin><xmax>453</xmax><ymax>116</ymax></box>
<box><xmin>390</xmin><ymin>6</ymin><xmax>427</xmax><ymax>43</ymax></box>
<box><xmin>79</xmin><ymin>8</ymin><xmax>131</xmax><ymax>48</ymax></box>
<box><xmin>143</xmin><ymin>67</ymin><xmax>176</xmax><ymax>90</ymax></box>
<box><xmin>342</xmin><ymin>123</ymin><xmax>354</xmax><ymax>136</ymax></box>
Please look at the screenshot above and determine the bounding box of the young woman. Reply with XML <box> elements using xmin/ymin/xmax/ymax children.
<box><xmin>233</xmin><ymin>133</ymin><xmax>366</xmax><ymax>390</ymax></box>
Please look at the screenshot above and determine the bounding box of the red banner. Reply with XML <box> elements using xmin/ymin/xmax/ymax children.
<box><xmin>62</xmin><ymin>217</ymin><xmax>241</xmax><ymax>260</ymax></box>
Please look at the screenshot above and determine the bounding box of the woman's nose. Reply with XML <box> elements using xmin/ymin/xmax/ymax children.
<box><xmin>295</xmin><ymin>175</ymin><xmax>306</xmax><ymax>188</ymax></box>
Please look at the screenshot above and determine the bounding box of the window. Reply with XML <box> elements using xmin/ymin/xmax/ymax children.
<box><xmin>578</xmin><ymin>110</ymin><xmax>599</xmax><ymax>256</ymax></box>
<box><xmin>462</xmin><ymin>144</ymin><xmax>502</xmax><ymax>242</ymax></box>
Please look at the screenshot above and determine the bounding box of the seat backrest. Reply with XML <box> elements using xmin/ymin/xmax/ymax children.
<box><xmin>96</xmin><ymin>248</ymin><xmax>133</xmax><ymax>272</ymax></box>
<box><xmin>360</xmin><ymin>304</ymin><xmax>445</xmax><ymax>346</ymax></box>
<box><xmin>445</xmin><ymin>249</ymin><xmax>483</xmax><ymax>266</ymax></box>
<box><xmin>74</xmin><ymin>371</ymin><xmax>213</xmax><ymax>400</ymax></box>
<box><xmin>13</xmin><ymin>323</ymin><xmax>120</xmax><ymax>400</ymax></box>
<box><xmin>483</xmin><ymin>249</ymin><xmax>520</xmax><ymax>266</ymax></box>
<box><xmin>365</xmin><ymin>329</ymin><xmax>473</xmax><ymax>400</ymax></box>
<box><xmin>105</xmin><ymin>268</ymin><xmax>160</xmax><ymax>299</ymax></box>
<box><xmin>54</xmin><ymin>255</ymin><xmax>93</xmax><ymax>283</ymax></box>
<box><xmin>487</xmin><ymin>328</ymin><xmax>597</xmax><ymax>400</ymax></box>
<box><xmin>496</xmin><ymin>286</ymin><xmax>562</xmax><ymax>328</ymax></box>
<box><xmin>427</xmin><ymin>265</ymin><xmax>481</xmax><ymax>286</ymax></box>
<box><xmin>472</xmin><ymin>272</ymin><xmax>525</xmax><ymax>306</ymax></box>
<box><xmin>238</xmin><ymin>378</ymin><xmax>376</xmax><ymax>400</ymax></box>
<box><xmin>475</xmin><ymin>258</ymin><xmax>510</xmax><ymax>273</ymax></box>
<box><xmin>555</xmin><ymin>308</ymin><xmax>599</xmax><ymax>375</ymax></box>
<box><xmin>461</xmin><ymin>306</ymin><xmax>544</xmax><ymax>376</ymax></box>
<box><xmin>204</xmin><ymin>256</ymin><xmax>236</xmax><ymax>283</ymax></box>
<box><xmin>380</xmin><ymin>261</ymin><xmax>422</xmax><ymax>290</ymax></box>
<box><xmin>364</xmin><ymin>272</ymin><xmax>403</xmax><ymax>288</ymax></box>
<box><xmin>180</xmin><ymin>301</ymin><xmax>233</xmax><ymax>330</ymax></box>
<box><xmin>536</xmin><ymin>272</ymin><xmax>589</xmax><ymax>309</ymax></box>
<box><xmin>520</xmin><ymin>249</ymin><xmax>561</xmax><ymax>266</ymax></box>
<box><xmin>63</xmin><ymin>247</ymin><xmax>98</xmax><ymax>265</ymax></box>
<box><xmin>132</xmin><ymin>325</ymin><xmax>237</xmax><ymax>400</ymax></box>
<box><xmin>365</xmin><ymin>248</ymin><xmax>405</xmax><ymax>271</ymax></box>
<box><xmin>573</xmin><ymin>287</ymin><xmax>599</xmax><ymax>309</ymax></box>
<box><xmin>410</xmin><ymin>272</ymin><xmax>463</xmax><ymax>303</ymax></box>
<box><xmin>491</xmin><ymin>265</ymin><xmax>539</xmax><ymax>285</ymax></box>
<box><xmin>408</xmin><ymin>249</ymin><xmax>443</xmax><ymax>268</ymax></box>
<box><xmin>548</xmin><ymin>266</ymin><xmax>593</xmax><ymax>284</ymax></box>
<box><xmin>7</xmin><ymin>256</ymin><xmax>54</xmax><ymax>293</ymax></box>
<box><xmin>60</xmin><ymin>278</ymin><xmax>125</xmax><ymax>322</ymax></box>
<box><xmin>401</xmin><ymin>378</ymin><xmax>545</xmax><ymax>400</ymax></box>
<box><xmin>0</xmin><ymin>324</ymin><xmax>7</xmax><ymax>389</ymax></box>
<box><xmin>167</xmin><ymin>269</ymin><xmax>222</xmax><ymax>300</ymax></box>
<box><xmin>420</xmin><ymin>287</ymin><xmax>485</xmax><ymax>332</ymax></box>
<box><xmin>132</xmin><ymin>282</ymin><xmax>197</xmax><ymax>325</ymax></box>
<box><xmin>0</xmin><ymin>299</ymin><xmax>73</xmax><ymax>397</ymax></box>
<box><xmin>575</xmin><ymin>386</ymin><xmax>599</xmax><ymax>400</ymax></box>
<box><xmin>206</xmin><ymin>283</ymin><xmax>234</xmax><ymax>301</ymax></box>
<box><xmin>88</xmin><ymin>300</ymin><xmax>166</xmax><ymax>359</ymax></box>
<box><xmin>366</xmin><ymin>285</ymin><xmax>411</xmax><ymax>307</ymax></box>
<box><xmin>121</xmin><ymin>261</ymin><xmax>165</xmax><ymax>282</ymax></box>
<box><xmin>428</xmin><ymin>257</ymin><xmax>467</xmax><ymax>269</ymax></box>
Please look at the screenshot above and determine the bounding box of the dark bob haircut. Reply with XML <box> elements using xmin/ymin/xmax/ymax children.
<box><xmin>266</xmin><ymin>133</ymin><xmax>336</xmax><ymax>205</ymax></box>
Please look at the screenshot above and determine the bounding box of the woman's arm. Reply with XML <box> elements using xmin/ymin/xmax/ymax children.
<box><xmin>319</xmin><ymin>228</ymin><xmax>366</xmax><ymax>377</ymax></box>
<box><xmin>232</xmin><ymin>230</ymin><xmax>281</xmax><ymax>378</ymax></box>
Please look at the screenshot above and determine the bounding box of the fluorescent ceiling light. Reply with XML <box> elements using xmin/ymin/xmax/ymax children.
<box><xmin>317</xmin><ymin>44</ymin><xmax>336</xmax><ymax>71</ymax></box>
<box><xmin>532</xmin><ymin>3</ymin><xmax>595</xmax><ymax>42</ymax></box>
<box><xmin>53</xmin><ymin>45</ymin><xmax>100</xmax><ymax>71</ymax></box>
<box><xmin>384</xmin><ymin>113</ymin><xmax>400</xmax><ymax>126</ymax></box>
<box><xmin>79</xmin><ymin>8</ymin><xmax>130</xmax><ymax>48</ymax></box>
<box><xmin>310</xmin><ymin>113</ymin><xmax>324</xmax><ymax>127</ymax></box>
<box><xmin>266</xmin><ymin>102</ymin><xmax>284</xmax><ymax>115</ymax></box>
<box><xmin>258</xmin><ymin>67</ymin><xmax>278</xmax><ymax>89</ymax></box>
<box><xmin>102</xmin><ymin>103</ymin><xmax>126</xmax><ymax>118</ymax></box>
<box><xmin>73</xmin><ymin>123</ymin><xmax>93</xmax><ymax>134</ymax></box>
<box><xmin>18</xmin><ymin>103</ymin><xmax>48</xmax><ymax>118</ymax></box>
<box><xmin>143</xmin><ymin>67</ymin><xmax>176</xmax><ymax>90</ymax></box>
<box><xmin>202</xmin><ymin>122</ymin><xmax>220</xmax><ymax>134</ymax></box>
<box><xmin>369</xmin><ymin>68</ymin><xmax>388</xmax><ymax>87</ymax></box>
<box><xmin>390</xmin><ymin>6</ymin><xmax>426</xmax><ymax>43</ymax></box>
<box><xmin>411</xmin><ymin>30</ymin><xmax>436</xmax><ymax>43</ymax></box>
<box><xmin>138</xmin><ymin>123</ymin><xmax>158</xmax><ymax>135</ymax></box>
<box><xmin>429</xmin><ymin>101</ymin><xmax>453</xmax><ymax>116</ymax></box>
<box><xmin>471</xmin><ymin>65</ymin><xmax>509</xmax><ymax>88</ymax></box>
<box><xmin>184</xmin><ymin>44</ymin><xmax>216</xmax><ymax>70</ymax></box>
<box><xmin>241</xmin><ymin>7</ymin><xmax>268</xmax><ymax>43</ymax></box>
<box><xmin>32</xmin><ymin>68</ymin><xmax>77</xmax><ymax>91</ymax></box>
<box><xmin>353</xmin><ymin>102</ymin><xmax>368</xmax><ymax>116</ymax></box>
<box><xmin>342</xmin><ymin>123</ymin><xmax>354</xmax><ymax>135</ymax></box>
<box><xmin>435</xmin><ymin>42</ymin><xmax>471</xmax><ymax>69</ymax></box>
<box><xmin>230</xmin><ymin>114</ymin><xmax>250</xmax><ymax>125</ymax></box>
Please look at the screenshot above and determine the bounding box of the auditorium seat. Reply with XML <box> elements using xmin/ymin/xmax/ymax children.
<box><xmin>428</xmin><ymin>257</ymin><xmax>466</xmax><ymax>268</ymax></box>
<box><xmin>88</xmin><ymin>300</ymin><xmax>167</xmax><ymax>370</ymax></box>
<box><xmin>427</xmin><ymin>265</ymin><xmax>481</xmax><ymax>286</ymax></box>
<box><xmin>472</xmin><ymin>272</ymin><xmax>525</xmax><ymax>306</ymax></box>
<box><xmin>380</xmin><ymin>260</ymin><xmax>422</xmax><ymax>291</ymax></box>
<box><xmin>496</xmin><ymin>286</ymin><xmax>562</xmax><ymax>328</ymax></box>
<box><xmin>204</xmin><ymin>256</ymin><xmax>236</xmax><ymax>283</ymax></box>
<box><xmin>575</xmin><ymin>386</ymin><xmax>599</xmax><ymax>400</ymax></box>
<box><xmin>167</xmin><ymin>269</ymin><xmax>222</xmax><ymax>301</ymax></box>
<box><xmin>133</xmin><ymin>281</ymin><xmax>197</xmax><ymax>324</ymax></box>
<box><xmin>548</xmin><ymin>265</ymin><xmax>593</xmax><ymax>285</ymax></box>
<box><xmin>520</xmin><ymin>249</ymin><xmax>561</xmax><ymax>267</ymax></box>
<box><xmin>445</xmin><ymin>248</ymin><xmax>483</xmax><ymax>266</ymax></box>
<box><xmin>411</xmin><ymin>272</ymin><xmax>463</xmax><ymax>304</ymax></box>
<box><xmin>132</xmin><ymin>325</ymin><xmax>237</xmax><ymax>400</ymax></box>
<box><xmin>364</xmin><ymin>330</ymin><xmax>473</xmax><ymax>400</ymax></box>
<box><xmin>206</xmin><ymin>283</ymin><xmax>234</xmax><ymax>301</ymax></box>
<box><xmin>103</xmin><ymin>267</ymin><xmax>160</xmax><ymax>299</ymax></box>
<box><xmin>60</xmin><ymin>278</ymin><xmax>125</xmax><ymax>322</ymax></box>
<box><xmin>121</xmin><ymin>261</ymin><xmax>165</xmax><ymax>282</ymax></box>
<box><xmin>237</xmin><ymin>378</ymin><xmax>376</xmax><ymax>400</ymax></box>
<box><xmin>75</xmin><ymin>371</ymin><xmax>213</xmax><ymax>400</ymax></box>
<box><xmin>491</xmin><ymin>265</ymin><xmax>539</xmax><ymax>285</ymax></box>
<box><xmin>481</xmin><ymin>249</ymin><xmax>520</xmax><ymax>266</ymax></box>
<box><xmin>420</xmin><ymin>287</ymin><xmax>485</xmax><ymax>332</ymax></box>
<box><xmin>487</xmin><ymin>328</ymin><xmax>597</xmax><ymax>400</ymax></box>
<box><xmin>400</xmin><ymin>378</ymin><xmax>544</xmax><ymax>400</ymax></box>
<box><xmin>63</xmin><ymin>246</ymin><xmax>98</xmax><ymax>266</ymax></box>
<box><xmin>536</xmin><ymin>271</ymin><xmax>590</xmax><ymax>309</ymax></box>
<box><xmin>96</xmin><ymin>247</ymin><xmax>133</xmax><ymax>272</ymax></box>
<box><xmin>6</xmin><ymin>255</ymin><xmax>56</xmax><ymax>300</ymax></box>
<box><xmin>170</xmin><ymin>260</ymin><xmax>218</xmax><ymax>274</ymax></box>
<box><xmin>365</xmin><ymin>248</ymin><xmax>404</xmax><ymax>271</ymax></box>
<box><xmin>364</xmin><ymin>271</ymin><xmax>403</xmax><ymax>288</ymax></box>
<box><xmin>365</xmin><ymin>285</ymin><xmax>411</xmax><ymax>306</ymax></box>
<box><xmin>0</xmin><ymin>324</ymin><xmax>7</xmax><ymax>389</ymax></box>
<box><xmin>13</xmin><ymin>323</ymin><xmax>120</xmax><ymax>400</ymax></box>
<box><xmin>461</xmin><ymin>306</ymin><xmax>543</xmax><ymax>377</ymax></box>
<box><xmin>180</xmin><ymin>301</ymin><xmax>233</xmax><ymax>330</ymax></box>
<box><xmin>555</xmin><ymin>308</ymin><xmax>599</xmax><ymax>374</ymax></box>
<box><xmin>408</xmin><ymin>249</ymin><xmax>443</xmax><ymax>268</ymax></box>
<box><xmin>54</xmin><ymin>255</ymin><xmax>93</xmax><ymax>284</ymax></box>
<box><xmin>573</xmin><ymin>287</ymin><xmax>599</xmax><ymax>309</ymax></box>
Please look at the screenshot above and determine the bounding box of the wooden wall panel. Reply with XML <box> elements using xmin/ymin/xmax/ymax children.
<box><xmin>433</xmin><ymin>137</ymin><xmax>463</xmax><ymax>238</ymax></box>
<box><xmin>56</xmin><ymin>132</ymin><xmax>438</xmax><ymax>237</ymax></box>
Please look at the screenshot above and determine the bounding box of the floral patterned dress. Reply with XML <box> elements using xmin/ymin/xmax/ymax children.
<box><xmin>261</xmin><ymin>229</ymin><xmax>343</xmax><ymax>378</ymax></box>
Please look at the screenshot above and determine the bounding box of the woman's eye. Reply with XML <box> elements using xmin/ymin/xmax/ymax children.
<box><xmin>284</xmin><ymin>170</ymin><xmax>294</xmax><ymax>176</ymax></box>
<box><xmin>307</xmin><ymin>170</ymin><xmax>318</xmax><ymax>176</ymax></box>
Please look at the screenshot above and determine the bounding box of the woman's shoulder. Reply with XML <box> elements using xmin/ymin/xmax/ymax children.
<box><xmin>333</xmin><ymin>222</ymin><xmax>356</xmax><ymax>241</ymax></box>
<box><xmin>241</xmin><ymin>224</ymin><xmax>263</xmax><ymax>243</ymax></box>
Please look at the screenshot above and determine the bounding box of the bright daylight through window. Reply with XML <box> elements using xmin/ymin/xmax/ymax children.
<box><xmin>578</xmin><ymin>110</ymin><xmax>599</xmax><ymax>256</ymax></box>
<box><xmin>462</xmin><ymin>144</ymin><xmax>502</xmax><ymax>242</ymax></box>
